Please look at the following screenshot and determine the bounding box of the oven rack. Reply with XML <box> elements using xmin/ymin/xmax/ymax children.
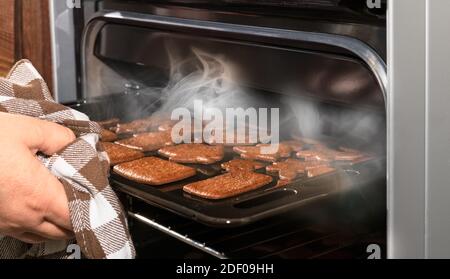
<box><xmin>126</xmin><ymin>195</ymin><xmax>386</xmax><ymax>259</ymax></box>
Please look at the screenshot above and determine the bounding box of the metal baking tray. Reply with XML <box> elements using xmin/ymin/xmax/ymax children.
<box><xmin>111</xmin><ymin>152</ymin><xmax>384</xmax><ymax>227</ymax></box>
<box><xmin>71</xmin><ymin>94</ymin><xmax>386</xmax><ymax>227</ymax></box>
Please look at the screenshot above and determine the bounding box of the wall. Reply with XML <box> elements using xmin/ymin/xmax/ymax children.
<box><xmin>0</xmin><ymin>0</ymin><xmax>17</xmax><ymax>75</ymax></box>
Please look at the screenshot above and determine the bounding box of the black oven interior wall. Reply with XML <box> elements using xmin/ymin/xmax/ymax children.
<box><xmin>71</xmin><ymin>1</ymin><xmax>387</xmax><ymax>258</ymax></box>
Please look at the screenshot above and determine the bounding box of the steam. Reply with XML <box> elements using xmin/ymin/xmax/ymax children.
<box><xmin>162</xmin><ymin>49</ymin><xmax>280</xmax><ymax>151</ymax></box>
<box><xmin>156</xmin><ymin>49</ymin><xmax>248</xmax><ymax>114</ymax></box>
<box><xmin>284</xmin><ymin>96</ymin><xmax>385</xmax><ymax>154</ymax></box>
<box><xmin>90</xmin><ymin>46</ymin><xmax>385</xmax><ymax>156</ymax></box>
<box><xmin>286</xmin><ymin>98</ymin><xmax>323</xmax><ymax>139</ymax></box>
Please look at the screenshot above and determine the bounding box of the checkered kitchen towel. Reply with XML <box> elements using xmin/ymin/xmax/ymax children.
<box><xmin>0</xmin><ymin>60</ymin><xmax>135</xmax><ymax>259</ymax></box>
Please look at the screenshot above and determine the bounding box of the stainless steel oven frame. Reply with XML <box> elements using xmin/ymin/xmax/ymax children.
<box><xmin>388</xmin><ymin>0</ymin><xmax>450</xmax><ymax>259</ymax></box>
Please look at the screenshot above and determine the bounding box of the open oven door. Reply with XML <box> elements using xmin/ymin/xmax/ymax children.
<box><xmin>67</xmin><ymin>8</ymin><xmax>389</xmax><ymax>259</ymax></box>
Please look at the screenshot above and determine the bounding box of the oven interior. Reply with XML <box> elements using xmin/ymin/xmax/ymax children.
<box><xmin>72</xmin><ymin>9</ymin><xmax>387</xmax><ymax>258</ymax></box>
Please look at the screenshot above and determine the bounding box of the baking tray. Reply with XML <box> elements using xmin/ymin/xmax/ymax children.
<box><xmin>110</xmin><ymin>151</ymin><xmax>384</xmax><ymax>227</ymax></box>
<box><xmin>70</xmin><ymin>94</ymin><xmax>386</xmax><ymax>227</ymax></box>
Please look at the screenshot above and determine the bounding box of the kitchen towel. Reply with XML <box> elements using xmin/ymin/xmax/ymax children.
<box><xmin>0</xmin><ymin>60</ymin><xmax>135</xmax><ymax>259</ymax></box>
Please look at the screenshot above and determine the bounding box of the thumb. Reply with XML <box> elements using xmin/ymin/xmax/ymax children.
<box><xmin>23</xmin><ymin>118</ymin><xmax>76</xmax><ymax>155</ymax></box>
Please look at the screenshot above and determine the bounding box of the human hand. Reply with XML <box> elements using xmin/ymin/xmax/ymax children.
<box><xmin>0</xmin><ymin>112</ymin><xmax>76</xmax><ymax>243</ymax></box>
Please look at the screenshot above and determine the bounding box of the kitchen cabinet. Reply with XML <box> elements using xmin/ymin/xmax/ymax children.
<box><xmin>0</xmin><ymin>0</ymin><xmax>53</xmax><ymax>92</ymax></box>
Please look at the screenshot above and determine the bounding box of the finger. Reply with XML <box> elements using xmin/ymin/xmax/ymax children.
<box><xmin>8</xmin><ymin>114</ymin><xmax>76</xmax><ymax>155</ymax></box>
<box><xmin>33</xmin><ymin>121</ymin><xmax>75</xmax><ymax>155</ymax></box>
<box><xmin>32</xmin><ymin>222</ymin><xmax>74</xmax><ymax>241</ymax></box>
<box><xmin>10</xmin><ymin>233</ymin><xmax>49</xmax><ymax>244</ymax></box>
<box><xmin>26</xmin><ymin>153</ymin><xmax>72</xmax><ymax>230</ymax></box>
<box><xmin>43</xmin><ymin>177</ymin><xmax>72</xmax><ymax>231</ymax></box>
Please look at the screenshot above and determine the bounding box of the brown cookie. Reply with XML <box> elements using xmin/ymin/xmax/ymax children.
<box><xmin>116</xmin><ymin>115</ymin><xmax>171</xmax><ymax>135</ymax></box>
<box><xmin>100</xmin><ymin>129</ymin><xmax>118</xmax><ymax>142</ymax></box>
<box><xmin>333</xmin><ymin>147</ymin><xmax>365</xmax><ymax>161</ymax></box>
<box><xmin>233</xmin><ymin>143</ymin><xmax>292</xmax><ymax>162</ymax></box>
<box><xmin>183</xmin><ymin>171</ymin><xmax>273</xmax><ymax>200</ymax></box>
<box><xmin>97</xmin><ymin>118</ymin><xmax>119</xmax><ymax>129</ymax></box>
<box><xmin>203</xmin><ymin>129</ymin><xmax>259</xmax><ymax>146</ymax></box>
<box><xmin>113</xmin><ymin>157</ymin><xmax>196</xmax><ymax>185</ymax></box>
<box><xmin>101</xmin><ymin>142</ymin><xmax>145</xmax><ymax>166</ymax></box>
<box><xmin>221</xmin><ymin>159</ymin><xmax>265</xmax><ymax>172</ymax></box>
<box><xmin>266</xmin><ymin>159</ymin><xmax>328</xmax><ymax>181</ymax></box>
<box><xmin>157</xmin><ymin>120</ymin><xmax>180</xmax><ymax>132</ymax></box>
<box><xmin>115</xmin><ymin>131</ymin><xmax>173</xmax><ymax>152</ymax></box>
<box><xmin>158</xmin><ymin>144</ymin><xmax>224</xmax><ymax>165</ymax></box>
<box><xmin>115</xmin><ymin>119</ymin><xmax>153</xmax><ymax>135</ymax></box>
<box><xmin>297</xmin><ymin>146</ymin><xmax>365</xmax><ymax>163</ymax></box>
<box><xmin>307</xmin><ymin>166</ymin><xmax>336</xmax><ymax>178</ymax></box>
<box><xmin>169</xmin><ymin>121</ymin><xmax>206</xmax><ymax>143</ymax></box>
<box><xmin>296</xmin><ymin>149</ymin><xmax>334</xmax><ymax>162</ymax></box>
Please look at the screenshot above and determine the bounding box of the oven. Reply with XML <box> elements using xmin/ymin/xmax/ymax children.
<box><xmin>52</xmin><ymin>0</ymin><xmax>391</xmax><ymax>259</ymax></box>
